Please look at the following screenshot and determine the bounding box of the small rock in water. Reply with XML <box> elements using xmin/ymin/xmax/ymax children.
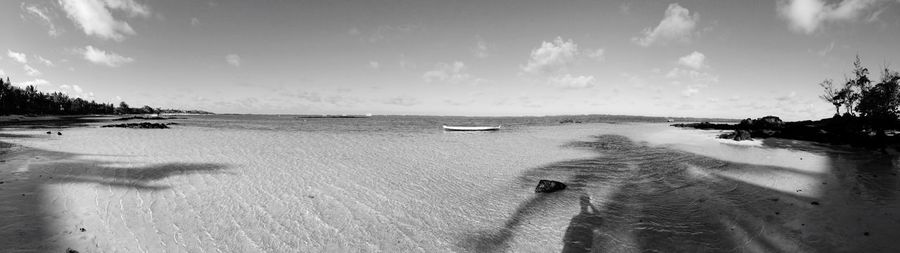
<box><xmin>57</xmin><ymin>132</ymin><xmax>62</xmax><ymax>135</ymax></box>
<box><xmin>46</xmin><ymin>131</ymin><xmax>51</xmax><ymax>134</ymax></box>
<box><xmin>79</xmin><ymin>228</ymin><xmax>86</xmax><ymax>232</ymax></box>
<box><xmin>534</xmin><ymin>180</ymin><xmax>567</xmax><ymax>193</ymax></box>
<box><xmin>864</xmin><ymin>232</ymin><xmax>870</xmax><ymax>236</ymax></box>
<box><xmin>810</xmin><ymin>201</ymin><xmax>820</xmax><ymax>205</ymax></box>
<box><xmin>67</xmin><ymin>248</ymin><xmax>79</xmax><ymax>253</ymax></box>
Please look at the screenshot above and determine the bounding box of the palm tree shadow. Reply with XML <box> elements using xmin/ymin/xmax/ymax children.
<box><xmin>0</xmin><ymin>138</ymin><xmax>232</xmax><ymax>252</ymax></box>
<box><xmin>459</xmin><ymin>134</ymin><xmax>900</xmax><ymax>252</ymax></box>
<box><xmin>38</xmin><ymin>161</ymin><xmax>231</xmax><ymax>191</ymax></box>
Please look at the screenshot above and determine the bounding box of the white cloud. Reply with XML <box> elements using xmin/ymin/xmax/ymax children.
<box><xmin>14</xmin><ymin>79</ymin><xmax>50</xmax><ymax>88</ymax></box>
<box><xmin>817</xmin><ymin>41</ymin><xmax>836</xmax><ymax>56</ymax></box>
<box><xmin>58</xmin><ymin>0</ymin><xmax>151</xmax><ymax>41</ymax></box>
<box><xmin>60</xmin><ymin>84</ymin><xmax>71</xmax><ymax>90</ymax></box>
<box><xmin>226</xmin><ymin>54</ymin><xmax>241</xmax><ymax>67</ymax></box>
<box><xmin>73</xmin><ymin>84</ymin><xmax>83</xmax><ymax>93</ymax></box>
<box><xmin>521</xmin><ymin>37</ymin><xmax>579</xmax><ymax>75</ymax></box>
<box><xmin>777</xmin><ymin>0</ymin><xmax>886</xmax><ymax>33</ymax></box>
<box><xmin>632</xmin><ymin>3</ymin><xmax>699</xmax><ymax>46</ymax></box>
<box><xmin>81</xmin><ymin>45</ymin><xmax>134</xmax><ymax>67</ymax></box>
<box><xmin>0</xmin><ymin>69</ymin><xmax>5</xmax><ymax>76</ymax></box>
<box><xmin>22</xmin><ymin>4</ymin><xmax>60</xmax><ymax>37</ymax></box>
<box><xmin>191</xmin><ymin>17</ymin><xmax>200</xmax><ymax>26</ymax></box>
<box><xmin>423</xmin><ymin>61</ymin><xmax>473</xmax><ymax>84</ymax></box>
<box><xmin>474</xmin><ymin>36</ymin><xmax>489</xmax><ymax>58</ymax></box>
<box><xmin>369</xmin><ymin>61</ymin><xmax>380</xmax><ymax>69</ymax></box>
<box><xmin>24</xmin><ymin>65</ymin><xmax>42</xmax><ymax>76</ymax></box>
<box><xmin>682</xmin><ymin>86</ymin><xmax>700</xmax><ymax>97</ymax></box>
<box><xmin>36</xmin><ymin>56</ymin><xmax>54</xmax><ymax>67</ymax></box>
<box><xmin>549</xmin><ymin>74</ymin><xmax>596</xmax><ymax>89</ymax></box>
<box><xmin>586</xmin><ymin>48</ymin><xmax>605</xmax><ymax>61</ymax></box>
<box><xmin>677</xmin><ymin>51</ymin><xmax>706</xmax><ymax>69</ymax></box>
<box><xmin>665</xmin><ymin>67</ymin><xmax>719</xmax><ymax>83</ymax></box>
<box><xmin>7</xmin><ymin>50</ymin><xmax>27</xmax><ymax>63</ymax></box>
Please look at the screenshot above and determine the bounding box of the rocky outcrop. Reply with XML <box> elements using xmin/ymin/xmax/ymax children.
<box><xmin>113</xmin><ymin>116</ymin><xmax>178</xmax><ymax>121</ymax></box>
<box><xmin>101</xmin><ymin>122</ymin><xmax>172</xmax><ymax>129</ymax></box>
<box><xmin>674</xmin><ymin>115</ymin><xmax>900</xmax><ymax>146</ymax></box>
<box><xmin>670</xmin><ymin>122</ymin><xmax>737</xmax><ymax>130</ymax></box>
<box><xmin>675</xmin><ymin>116</ymin><xmax>787</xmax><ymax>141</ymax></box>
<box><xmin>719</xmin><ymin>129</ymin><xmax>752</xmax><ymax>141</ymax></box>
<box><xmin>559</xmin><ymin>119</ymin><xmax>583</xmax><ymax>124</ymax></box>
<box><xmin>535</xmin><ymin>180</ymin><xmax>567</xmax><ymax>193</ymax></box>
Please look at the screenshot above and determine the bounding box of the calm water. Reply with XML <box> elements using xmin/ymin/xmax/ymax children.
<box><xmin>2</xmin><ymin>115</ymin><xmax>898</xmax><ymax>252</ymax></box>
<box><xmin>182</xmin><ymin>115</ymin><xmax>900</xmax><ymax>252</ymax></box>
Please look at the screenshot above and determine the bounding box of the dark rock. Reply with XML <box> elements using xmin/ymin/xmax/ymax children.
<box><xmin>733</xmin><ymin>130</ymin><xmax>752</xmax><ymax>141</ymax></box>
<box><xmin>738</xmin><ymin>118</ymin><xmax>752</xmax><ymax>129</ymax></box>
<box><xmin>717</xmin><ymin>129</ymin><xmax>752</xmax><ymax>141</ymax></box>
<box><xmin>672</xmin><ymin>122</ymin><xmax>737</xmax><ymax>130</ymax></box>
<box><xmin>101</xmin><ymin>122</ymin><xmax>170</xmax><ymax>129</ymax></box>
<box><xmin>534</xmin><ymin>180</ymin><xmax>567</xmax><ymax>193</ymax></box>
<box><xmin>864</xmin><ymin>232</ymin><xmax>870</xmax><ymax>236</ymax></box>
<box><xmin>113</xmin><ymin>116</ymin><xmax>177</xmax><ymax>121</ymax></box>
<box><xmin>67</xmin><ymin>248</ymin><xmax>79</xmax><ymax>253</ymax></box>
<box><xmin>46</xmin><ymin>131</ymin><xmax>51</xmax><ymax>134</ymax></box>
<box><xmin>754</xmin><ymin>116</ymin><xmax>784</xmax><ymax>129</ymax></box>
<box><xmin>79</xmin><ymin>228</ymin><xmax>86</xmax><ymax>232</ymax></box>
<box><xmin>57</xmin><ymin>132</ymin><xmax>62</xmax><ymax>135</ymax></box>
<box><xmin>810</xmin><ymin>201</ymin><xmax>820</xmax><ymax>205</ymax></box>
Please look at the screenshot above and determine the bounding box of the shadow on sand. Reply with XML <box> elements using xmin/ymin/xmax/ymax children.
<box><xmin>0</xmin><ymin>134</ymin><xmax>230</xmax><ymax>252</ymax></box>
<box><xmin>459</xmin><ymin>134</ymin><xmax>900</xmax><ymax>252</ymax></box>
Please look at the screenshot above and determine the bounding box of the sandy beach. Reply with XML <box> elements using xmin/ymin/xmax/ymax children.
<box><xmin>1</xmin><ymin>116</ymin><xmax>899</xmax><ymax>252</ymax></box>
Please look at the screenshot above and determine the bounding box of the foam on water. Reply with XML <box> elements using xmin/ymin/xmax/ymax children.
<box><xmin>2</xmin><ymin>117</ymin><xmax>898</xmax><ymax>252</ymax></box>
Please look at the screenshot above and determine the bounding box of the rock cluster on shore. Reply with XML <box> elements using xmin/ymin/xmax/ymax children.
<box><xmin>113</xmin><ymin>116</ymin><xmax>179</xmax><ymax>121</ymax></box>
<box><xmin>101</xmin><ymin>122</ymin><xmax>174</xmax><ymax>129</ymax></box>
<box><xmin>672</xmin><ymin>115</ymin><xmax>900</xmax><ymax>147</ymax></box>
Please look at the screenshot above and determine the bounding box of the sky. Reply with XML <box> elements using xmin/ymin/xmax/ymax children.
<box><xmin>2</xmin><ymin>0</ymin><xmax>900</xmax><ymax>120</ymax></box>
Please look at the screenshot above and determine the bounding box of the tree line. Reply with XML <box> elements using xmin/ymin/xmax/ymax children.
<box><xmin>0</xmin><ymin>76</ymin><xmax>162</xmax><ymax>115</ymax></box>
<box><xmin>818</xmin><ymin>55</ymin><xmax>900</xmax><ymax>135</ymax></box>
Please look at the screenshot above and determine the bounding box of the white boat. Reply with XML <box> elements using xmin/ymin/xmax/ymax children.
<box><xmin>442</xmin><ymin>125</ymin><xmax>501</xmax><ymax>131</ymax></box>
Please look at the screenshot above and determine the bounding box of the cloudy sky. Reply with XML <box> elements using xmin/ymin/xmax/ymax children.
<box><xmin>2</xmin><ymin>0</ymin><xmax>899</xmax><ymax>120</ymax></box>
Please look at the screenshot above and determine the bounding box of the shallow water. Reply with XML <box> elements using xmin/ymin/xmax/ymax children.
<box><xmin>1</xmin><ymin>116</ymin><xmax>898</xmax><ymax>252</ymax></box>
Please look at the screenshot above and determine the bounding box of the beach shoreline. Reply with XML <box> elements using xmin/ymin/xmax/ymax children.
<box><xmin>1</xmin><ymin>118</ymin><xmax>898</xmax><ymax>252</ymax></box>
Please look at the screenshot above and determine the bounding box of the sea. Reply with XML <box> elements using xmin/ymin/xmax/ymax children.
<box><xmin>1</xmin><ymin>115</ymin><xmax>898</xmax><ymax>252</ymax></box>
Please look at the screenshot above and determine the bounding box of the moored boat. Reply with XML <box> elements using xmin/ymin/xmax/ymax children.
<box><xmin>442</xmin><ymin>125</ymin><xmax>501</xmax><ymax>131</ymax></box>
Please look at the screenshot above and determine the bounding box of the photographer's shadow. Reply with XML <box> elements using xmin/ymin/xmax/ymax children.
<box><xmin>562</xmin><ymin>195</ymin><xmax>604</xmax><ymax>253</ymax></box>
